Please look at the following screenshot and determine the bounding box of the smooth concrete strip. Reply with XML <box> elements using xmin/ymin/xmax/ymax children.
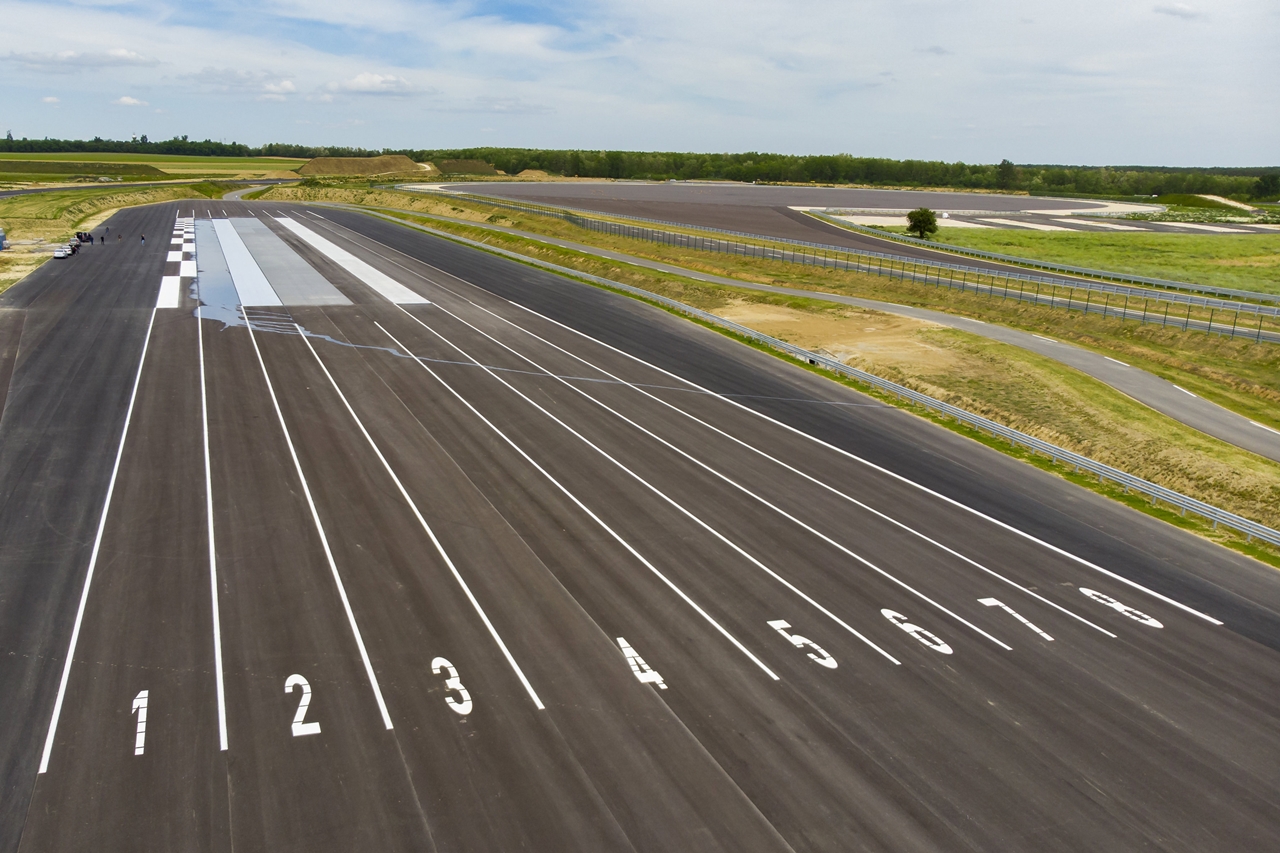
<box><xmin>193</xmin><ymin>220</ymin><xmax>242</xmax><ymax>313</ymax></box>
<box><xmin>273</xmin><ymin>217</ymin><xmax>429</xmax><ymax>304</ymax></box>
<box><xmin>230</xmin><ymin>218</ymin><xmax>350</xmax><ymax>306</ymax></box>
<box><xmin>212</xmin><ymin>219</ymin><xmax>281</xmax><ymax>306</ymax></box>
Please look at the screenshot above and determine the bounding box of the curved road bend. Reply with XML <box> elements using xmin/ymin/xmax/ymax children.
<box><xmin>341</xmin><ymin>205</ymin><xmax>1280</xmax><ymax>464</ymax></box>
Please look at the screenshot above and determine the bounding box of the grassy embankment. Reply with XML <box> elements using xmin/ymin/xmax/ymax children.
<box><xmin>259</xmin><ymin>185</ymin><xmax>1280</xmax><ymax>562</ymax></box>
<box><xmin>0</xmin><ymin>184</ymin><xmax>228</xmax><ymax>292</ymax></box>
<box><xmin>0</xmin><ymin>152</ymin><xmax>306</xmax><ymax>186</ymax></box>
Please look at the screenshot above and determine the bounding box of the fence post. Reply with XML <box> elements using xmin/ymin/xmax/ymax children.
<box><xmin>1207</xmin><ymin>308</ymin><xmax>1215</xmax><ymax>335</ymax></box>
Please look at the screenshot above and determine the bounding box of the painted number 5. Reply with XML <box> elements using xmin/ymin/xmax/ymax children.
<box><xmin>431</xmin><ymin>657</ymin><xmax>473</xmax><ymax>716</ymax></box>
<box><xmin>767</xmin><ymin>620</ymin><xmax>837</xmax><ymax>668</ymax></box>
<box><xmin>285</xmin><ymin>674</ymin><xmax>321</xmax><ymax>737</ymax></box>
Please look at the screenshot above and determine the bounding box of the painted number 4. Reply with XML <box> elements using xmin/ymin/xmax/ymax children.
<box><xmin>617</xmin><ymin>638</ymin><xmax>667</xmax><ymax>689</ymax></box>
<box><xmin>285</xmin><ymin>674</ymin><xmax>321</xmax><ymax>737</ymax></box>
<box><xmin>767</xmin><ymin>620</ymin><xmax>837</xmax><ymax>668</ymax></box>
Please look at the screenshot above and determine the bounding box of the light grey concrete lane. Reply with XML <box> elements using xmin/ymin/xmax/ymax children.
<box><xmin>230</xmin><ymin>217</ymin><xmax>350</xmax><ymax>306</ymax></box>
<box><xmin>346</xmin><ymin>207</ymin><xmax>1280</xmax><ymax>463</ymax></box>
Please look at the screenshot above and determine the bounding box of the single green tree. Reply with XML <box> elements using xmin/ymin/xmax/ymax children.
<box><xmin>1253</xmin><ymin>174</ymin><xmax>1280</xmax><ymax>199</ymax></box>
<box><xmin>906</xmin><ymin>207</ymin><xmax>938</xmax><ymax>239</ymax></box>
<box><xmin>997</xmin><ymin>158</ymin><xmax>1018</xmax><ymax>189</ymax></box>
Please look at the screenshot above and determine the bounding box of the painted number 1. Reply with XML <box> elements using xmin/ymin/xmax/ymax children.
<box><xmin>285</xmin><ymin>674</ymin><xmax>321</xmax><ymax>737</ymax></box>
<box><xmin>132</xmin><ymin>690</ymin><xmax>149</xmax><ymax>756</ymax></box>
<box><xmin>767</xmin><ymin>620</ymin><xmax>837</xmax><ymax>668</ymax></box>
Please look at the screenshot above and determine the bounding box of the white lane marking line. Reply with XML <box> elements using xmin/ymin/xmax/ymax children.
<box><xmin>312</xmin><ymin>216</ymin><xmax>1113</xmax><ymax>638</ymax></box>
<box><xmin>420</xmin><ymin>282</ymin><xmax>1114</xmax><ymax>638</ymax></box>
<box><xmin>243</xmin><ymin>315</ymin><xmax>394</xmax><ymax>729</ymax></box>
<box><xmin>1032</xmin><ymin>335</ymin><xmax>1057</xmax><ymax>343</ymax></box>
<box><xmin>1104</xmin><ymin>356</ymin><xmax>1129</xmax><ymax>367</ymax></box>
<box><xmin>396</xmin><ymin>311</ymin><xmax>908</xmax><ymax>663</ymax></box>
<box><xmin>376</xmin><ymin>319</ymin><xmax>782</xmax><ymax>679</ymax></box>
<box><xmin>196</xmin><ymin>290</ymin><xmax>229</xmax><ymax>751</ymax></box>
<box><xmin>979</xmin><ymin>598</ymin><xmax>1053</xmax><ymax>641</ymax></box>
<box><xmin>427</xmin><ymin>302</ymin><xmax>1006</xmax><ymax>651</ymax></box>
<box><xmin>497</xmin><ymin>289</ymin><xmax>1224</xmax><ymax>626</ymax></box>
<box><xmin>1172</xmin><ymin>384</ymin><xmax>1197</xmax><ymax>398</ymax></box>
<box><xmin>1251</xmin><ymin>420</ymin><xmax>1280</xmax><ymax>435</ymax></box>
<box><xmin>273</xmin><ymin>217</ymin><xmax>429</xmax><ymax>304</ymax></box>
<box><xmin>212</xmin><ymin>220</ymin><xmax>281</xmax><ymax>306</ymax></box>
<box><xmin>1167</xmin><ymin>222</ymin><xmax>1250</xmax><ymax>234</ymax></box>
<box><xmin>132</xmin><ymin>690</ymin><xmax>148</xmax><ymax>755</ymax></box>
<box><xmin>1051</xmin><ymin>218</ymin><xmax>1143</xmax><ymax>231</ymax></box>
<box><xmin>39</xmin><ymin>306</ymin><xmax>159</xmax><ymax>775</ymax></box>
<box><xmin>294</xmin><ymin>326</ymin><xmax>545</xmax><ymax>710</ymax></box>
<box><xmin>156</xmin><ymin>276</ymin><xmax>181</xmax><ymax>309</ymax></box>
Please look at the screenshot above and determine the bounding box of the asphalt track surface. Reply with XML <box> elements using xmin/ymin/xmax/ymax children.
<box><xmin>2</xmin><ymin>200</ymin><xmax>1280</xmax><ymax>851</ymax></box>
<box><xmin>358</xmin><ymin>207</ymin><xmax>1280</xmax><ymax>463</ymax></box>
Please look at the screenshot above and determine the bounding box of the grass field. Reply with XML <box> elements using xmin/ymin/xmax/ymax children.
<box><xmin>921</xmin><ymin>227</ymin><xmax>1280</xmax><ymax>295</ymax></box>
<box><xmin>0</xmin><ymin>184</ymin><xmax>222</xmax><ymax>292</ymax></box>
<box><xmin>0</xmin><ymin>152</ymin><xmax>307</xmax><ymax>176</ymax></box>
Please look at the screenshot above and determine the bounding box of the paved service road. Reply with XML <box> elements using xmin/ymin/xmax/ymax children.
<box><xmin>2</xmin><ymin>200</ymin><xmax>1279</xmax><ymax>851</ymax></box>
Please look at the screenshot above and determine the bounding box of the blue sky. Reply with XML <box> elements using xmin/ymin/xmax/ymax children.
<box><xmin>1</xmin><ymin>0</ymin><xmax>1276</xmax><ymax>165</ymax></box>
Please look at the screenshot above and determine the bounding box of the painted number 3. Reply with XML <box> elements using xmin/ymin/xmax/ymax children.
<box><xmin>431</xmin><ymin>657</ymin><xmax>473</xmax><ymax>716</ymax></box>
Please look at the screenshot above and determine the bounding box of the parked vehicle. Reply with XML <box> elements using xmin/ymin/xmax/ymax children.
<box><xmin>53</xmin><ymin>247</ymin><xmax>68</xmax><ymax>259</ymax></box>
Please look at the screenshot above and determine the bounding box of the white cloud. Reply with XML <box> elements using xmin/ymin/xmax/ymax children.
<box><xmin>1154</xmin><ymin>4</ymin><xmax>1202</xmax><ymax>19</ymax></box>
<box><xmin>41</xmin><ymin>95</ymin><xmax>59</xmax><ymax>103</ymax></box>
<box><xmin>327</xmin><ymin>72</ymin><xmax>414</xmax><ymax>94</ymax></box>
<box><xmin>112</xmin><ymin>95</ymin><xmax>148</xmax><ymax>106</ymax></box>
<box><xmin>8</xmin><ymin>48</ymin><xmax>157</xmax><ymax>71</ymax></box>
<box><xmin>263</xmin><ymin>80</ymin><xmax>296</xmax><ymax>94</ymax></box>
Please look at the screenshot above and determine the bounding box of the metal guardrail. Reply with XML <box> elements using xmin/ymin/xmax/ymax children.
<box><xmin>812</xmin><ymin>213</ymin><xmax>1280</xmax><ymax>304</ymax></box>
<box><xmin>404</xmin><ymin>187</ymin><xmax>1280</xmax><ymax>323</ymax></box>
<box><xmin>368</xmin><ymin>209</ymin><xmax>1280</xmax><ymax>550</ymax></box>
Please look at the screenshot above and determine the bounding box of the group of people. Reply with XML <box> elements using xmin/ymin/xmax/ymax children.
<box><xmin>66</xmin><ymin>227</ymin><xmax>146</xmax><ymax>249</ymax></box>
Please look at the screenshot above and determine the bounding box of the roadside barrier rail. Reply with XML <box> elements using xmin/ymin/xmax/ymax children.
<box><xmin>367</xmin><ymin>208</ymin><xmax>1280</xmax><ymax>550</ymax></box>
<box><xmin>399</xmin><ymin>187</ymin><xmax>1280</xmax><ymax>342</ymax></box>
<box><xmin>812</xmin><ymin>212</ymin><xmax>1280</xmax><ymax>305</ymax></box>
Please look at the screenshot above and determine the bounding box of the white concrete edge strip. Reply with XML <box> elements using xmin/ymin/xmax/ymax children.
<box><xmin>378</xmin><ymin>316</ymin><xmax>784</xmax><ymax>678</ymax></box>
<box><xmin>306</xmin><ymin>211</ymin><xmax>1227</xmax><ymax>627</ymax></box>
<box><xmin>157</xmin><ymin>276</ymin><xmax>182</xmax><ymax>309</ymax></box>
<box><xmin>426</xmin><ymin>300</ymin><xmax>1011</xmax><ymax>652</ymax></box>
<box><xmin>243</xmin><ymin>316</ymin><xmax>394</xmax><ymax>729</ymax></box>
<box><xmin>1251</xmin><ymin>421</ymin><xmax>1280</xmax><ymax>435</ymax></box>
<box><xmin>212</xmin><ymin>219</ymin><xmax>281</xmax><ymax>307</ymax></box>
<box><xmin>514</xmin><ymin>302</ymin><xmax>1226</xmax><ymax>626</ymax></box>
<box><xmin>273</xmin><ymin>217</ymin><xmax>429</xmax><ymax>304</ymax></box>
<box><xmin>294</xmin><ymin>326</ymin><xmax>545</xmax><ymax>709</ymax></box>
<box><xmin>196</xmin><ymin>292</ymin><xmax>229</xmax><ymax>751</ymax></box>
<box><xmin>39</xmin><ymin>306</ymin><xmax>160</xmax><ymax>774</ymax></box>
<box><xmin>431</xmin><ymin>292</ymin><xmax>1116</xmax><ymax>640</ymax></box>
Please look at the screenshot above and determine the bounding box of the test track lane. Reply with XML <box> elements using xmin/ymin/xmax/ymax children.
<box><xmin>3</xmin><ymin>200</ymin><xmax>1280</xmax><ymax>852</ymax></box>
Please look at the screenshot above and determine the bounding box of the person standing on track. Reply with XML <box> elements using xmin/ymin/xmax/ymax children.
<box><xmin>140</xmin><ymin>234</ymin><xmax>145</xmax><ymax>245</ymax></box>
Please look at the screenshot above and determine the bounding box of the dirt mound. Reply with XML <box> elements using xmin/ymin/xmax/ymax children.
<box><xmin>516</xmin><ymin>169</ymin><xmax>550</xmax><ymax>178</ymax></box>
<box><xmin>297</xmin><ymin>155</ymin><xmax>425</xmax><ymax>176</ymax></box>
<box><xmin>436</xmin><ymin>159</ymin><xmax>498</xmax><ymax>175</ymax></box>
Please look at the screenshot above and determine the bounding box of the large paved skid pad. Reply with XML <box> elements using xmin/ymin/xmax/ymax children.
<box><xmin>1</xmin><ymin>200</ymin><xmax>1278</xmax><ymax>852</ymax></box>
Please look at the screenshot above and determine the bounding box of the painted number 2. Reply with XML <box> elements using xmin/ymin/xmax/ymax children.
<box><xmin>767</xmin><ymin>620</ymin><xmax>837</xmax><ymax>668</ymax></box>
<box><xmin>285</xmin><ymin>674</ymin><xmax>321</xmax><ymax>737</ymax></box>
<box><xmin>431</xmin><ymin>657</ymin><xmax>473</xmax><ymax>716</ymax></box>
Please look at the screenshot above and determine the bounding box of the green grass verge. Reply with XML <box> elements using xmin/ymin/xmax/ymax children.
<box><xmin>921</xmin><ymin>228</ymin><xmax>1280</xmax><ymax>296</ymax></box>
<box><xmin>372</xmin><ymin>211</ymin><xmax>1279</xmax><ymax>567</ymax></box>
<box><xmin>0</xmin><ymin>152</ymin><xmax>306</xmax><ymax>169</ymax></box>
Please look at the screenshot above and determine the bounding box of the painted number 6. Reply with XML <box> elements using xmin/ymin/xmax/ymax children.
<box><xmin>881</xmin><ymin>609</ymin><xmax>953</xmax><ymax>654</ymax></box>
<box><xmin>431</xmin><ymin>657</ymin><xmax>473</xmax><ymax>716</ymax></box>
<box><xmin>285</xmin><ymin>674</ymin><xmax>321</xmax><ymax>737</ymax></box>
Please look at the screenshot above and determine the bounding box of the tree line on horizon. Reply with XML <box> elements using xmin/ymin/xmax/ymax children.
<box><xmin>2</xmin><ymin>134</ymin><xmax>1277</xmax><ymax>198</ymax></box>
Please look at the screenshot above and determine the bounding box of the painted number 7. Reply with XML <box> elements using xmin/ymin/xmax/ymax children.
<box><xmin>767</xmin><ymin>620</ymin><xmax>837</xmax><ymax>668</ymax></box>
